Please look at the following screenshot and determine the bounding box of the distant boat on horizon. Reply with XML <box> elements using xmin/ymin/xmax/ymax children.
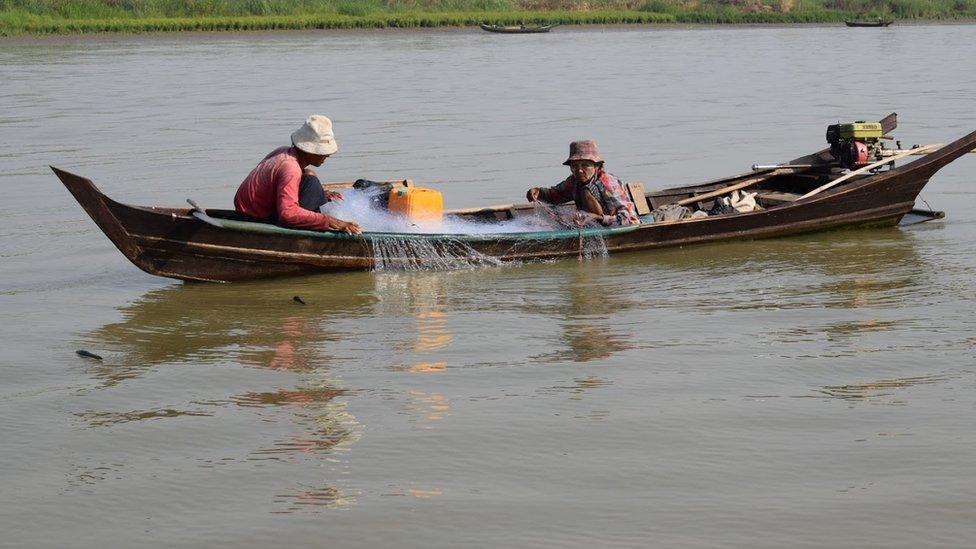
<box><xmin>845</xmin><ymin>19</ymin><xmax>894</xmax><ymax>27</ymax></box>
<box><xmin>479</xmin><ymin>22</ymin><xmax>557</xmax><ymax>34</ymax></box>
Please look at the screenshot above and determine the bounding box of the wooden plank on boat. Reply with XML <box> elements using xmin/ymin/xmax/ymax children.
<box><xmin>755</xmin><ymin>191</ymin><xmax>801</xmax><ymax>206</ymax></box>
<box><xmin>626</xmin><ymin>181</ymin><xmax>651</xmax><ymax>216</ymax></box>
<box><xmin>674</xmin><ymin>169</ymin><xmax>793</xmax><ymax>207</ymax></box>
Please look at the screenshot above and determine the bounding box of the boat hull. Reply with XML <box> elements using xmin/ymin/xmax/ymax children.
<box><xmin>53</xmin><ymin>124</ymin><xmax>976</xmax><ymax>282</ymax></box>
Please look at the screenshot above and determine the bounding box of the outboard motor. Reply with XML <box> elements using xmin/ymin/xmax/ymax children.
<box><xmin>826</xmin><ymin>121</ymin><xmax>885</xmax><ymax>169</ymax></box>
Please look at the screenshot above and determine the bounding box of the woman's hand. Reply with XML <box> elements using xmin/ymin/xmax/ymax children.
<box><xmin>572</xmin><ymin>211</ymin><xmax>607</xmax><ymax>227</ymax></box>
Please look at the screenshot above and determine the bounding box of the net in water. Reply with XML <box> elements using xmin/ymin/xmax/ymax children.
<box><xmin>369</xmin><ymin>235</ymin><xmax>503</xmax><ymax>271</ymax></box>
<box><xmin>323</xmin><ymin>188</ymin><xmax>608</xmax><ymax>270</ymax></box>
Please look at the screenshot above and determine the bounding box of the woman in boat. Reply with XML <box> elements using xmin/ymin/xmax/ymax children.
<box><xmin>526</xmin><ymin>140</ymin><xmax>639</xmax><ymax>226</ymax></box>
<box><xmin>234</xmin><ymin>115</ymin><xmax>361</xmax><ymax>234</ymax></box>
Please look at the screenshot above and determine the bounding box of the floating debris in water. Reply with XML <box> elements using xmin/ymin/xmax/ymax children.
<box><xmin>75</xmin><ymin>349</ymin><xmax>103</xmax><ymax>361</ymax></box>
<box><xmin>293</xmin><ymin>296</ymin><xmax>306</xmax><ymax>305</ymax></box>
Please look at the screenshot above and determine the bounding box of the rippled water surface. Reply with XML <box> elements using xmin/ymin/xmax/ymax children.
<box><xmin>2</xmin><ymin>24</ymin><xmax>976</xmax><ymax>548</ymax></box>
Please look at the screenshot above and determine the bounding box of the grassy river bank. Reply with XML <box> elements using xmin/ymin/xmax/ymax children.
<box><xmin>0</xmin><ymin>0</ymin><xmax>974</xmax><ymax>36</ymax></box>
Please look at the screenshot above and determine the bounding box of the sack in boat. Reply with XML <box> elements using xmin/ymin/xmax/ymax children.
<box><xmin>729</xmin><ymin>190</ymin><xmax>759</xmax><ymax>213</ymax></box>
<box><xmin>352</xmin><ymin>179</ymin><xmax>394</xmax><ymax>208</ymax></box>
<box><xmin>651</xmin><ymin>204</ymin><xmax>692</xmax><ymax>222</ymax></box>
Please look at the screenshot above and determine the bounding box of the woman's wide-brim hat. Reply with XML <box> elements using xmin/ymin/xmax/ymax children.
<box><xmin>563</xmin><ymin>140</ymin><xmax>603</xmax><ymax>165</ymax></box>
<box><xmin>291</xmin><ymin>115</ymin><xmax>338</xmax><ymax>156</ymax></box>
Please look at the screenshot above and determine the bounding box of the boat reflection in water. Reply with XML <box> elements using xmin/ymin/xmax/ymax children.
<box><xmin>639</xmin><ymin>223</ymin><xmax>934</xmax><ymax>312</ymax></box>
<box><xmin>818</xmin><ymin>373</ymin><xmax>955</xmax><ymax>404</ymax></box>
<box><xmin>71</xmin><ymin>223</ymin><xmax>950</xmax><ymax>506</ymax></box>
<box><xmin>636</xmin><ymin>220</ymin><xmax>933</xmax><ymax>313</ymax></box>
<box><xmin>519</xmin><ymin>261</ymin><xmax>637</xmax><ymax>364</ymax></box>
<box><xmin>81</xmin><ymin>273</ymin><xmax>377</xmax><ymax>380</ymax></box>
<box><xmin>75</xmin><ymin>273</ymin><xmax>380</xmax><ymax>510</ymax></box>
<box><xmin>638</xmin><ymin>224</ymin><xmax>959</xmax><ymax>403</ymax></box>
<box><xmin>374</xmin><ymin>272</ymin><xmax>455</xmax><ymax>428</ymax></box>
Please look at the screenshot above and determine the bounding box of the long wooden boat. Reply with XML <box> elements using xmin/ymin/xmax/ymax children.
<box><xmin>845</xmin><ymin>19</ymin><xmax>893</xmax><ymax>27</ymax></box>
<box><xmin>480</xmin><ymin>22</ymin><xmax>556</xmax><ymax>33</ymax></box>
<box><xmin>53</xmin><ymin>114</ymin><xmax>976</xmax><ymax>282</ymax></box>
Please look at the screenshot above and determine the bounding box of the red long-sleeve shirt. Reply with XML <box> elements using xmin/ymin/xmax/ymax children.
<box><xmin>233</xmin><ymin>146</ymin><xmax>335</xmax><ymax>230</ymax></box>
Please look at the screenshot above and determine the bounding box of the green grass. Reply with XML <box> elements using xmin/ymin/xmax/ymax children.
<box><xmin>0</xmin><ymin>0</ymin><xmax>974</xmax><ymax>35</ymax></box>
<box><xmin>0</xmin><ymin>10</ymin><xmax>677</xmax><ymax>35</ymax></box>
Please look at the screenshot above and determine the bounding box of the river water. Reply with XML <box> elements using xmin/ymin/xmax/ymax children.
<box><xmin>2</xmin><ymin>24</ymin><xmax>976</xmax><ymax>547</ymax></box>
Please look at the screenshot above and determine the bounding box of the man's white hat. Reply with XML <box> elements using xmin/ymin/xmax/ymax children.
<box><xmin>291</xmin><ymin>115</ymin><xmax>338</xmax><ymax>156</ymax></box>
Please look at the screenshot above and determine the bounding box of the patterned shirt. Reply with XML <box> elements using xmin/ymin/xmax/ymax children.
<box><xmin>536</xmin><ymin>168</ymin><xmax>639</xmax><ymax>226</ymax></box>
<box><xmin>234</xmin><ymin>146</ymin><xmax>337</xmax><ymax>230</ymax></box>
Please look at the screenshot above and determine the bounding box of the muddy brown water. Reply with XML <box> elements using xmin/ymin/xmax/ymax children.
<box><xmin>2</xmin><ymin>24</ymin><xmax>976</xmax><ymax>547</ymax></box>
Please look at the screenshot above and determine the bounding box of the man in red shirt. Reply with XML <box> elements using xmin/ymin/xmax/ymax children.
<box><xmin>234</xmin><ymin>115</ymin><xmax>361</xmax><ymax>234</ymax></box>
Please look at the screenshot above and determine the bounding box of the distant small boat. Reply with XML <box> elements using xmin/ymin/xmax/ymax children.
<box><xmin>479</xmin><ymin>22</ymin><xmax>556</xmax><ymax>34</ymax></box>
<box><xmin>845</xmin><ymin>19</ymin><xmax>893</xmax><ymax>27</ymax></box>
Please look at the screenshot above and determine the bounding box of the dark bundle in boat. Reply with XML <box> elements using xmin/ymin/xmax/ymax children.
<box><xmin>53</xmin><ymin>113</ymin><xmax>976</xmax><ymax>282</ymax></box>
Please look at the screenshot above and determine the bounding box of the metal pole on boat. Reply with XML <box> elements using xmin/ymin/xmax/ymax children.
<box><xmin>879</xmin><ymin>144</ymin><xmax>976</xmax><ymax>156</ymax></box>
<box><xmin>751</xmin><ymin>164</ymin><xmax>816</xmax><ymax>171</ymax></box>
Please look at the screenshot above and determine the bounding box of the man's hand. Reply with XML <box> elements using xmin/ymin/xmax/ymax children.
<box><xmin>334</xmin><ymin>220</ymin><xmax>361</xmax><ymax>235</ymax></box>
<box><xmin>526</xmin><ymin>188</ymin><xmax>541</xmax><ymax>202</ymax></box>
<box><xmin>325</xmin><ymin>190</ymin><xmax>343</xmax><ymax>202</ymax></box>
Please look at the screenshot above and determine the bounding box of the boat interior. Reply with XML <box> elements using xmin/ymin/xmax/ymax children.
<box><xmin>195</xmin><ymin>166</ymin><xmax>876</xmax><ymax>227</ymax></box>
<box><xmin>196</xmin><ymin>114</ymin><xmax>913</xmax><ymax>228</ymax></box>
<box><xmin>421</xmin><ymin>165</ymin><xmax>861</xmax><ymax>224</ymax></box>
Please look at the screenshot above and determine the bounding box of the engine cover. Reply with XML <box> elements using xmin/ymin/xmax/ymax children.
<box><xmin>842</xmin><ymin>140</ymin><xmax>871</xmax><ymax>167</ymax></box>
